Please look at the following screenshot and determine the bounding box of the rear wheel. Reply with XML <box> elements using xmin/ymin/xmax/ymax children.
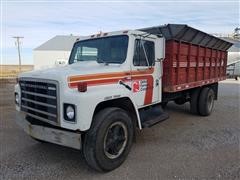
<box><xmin>198</xmin><ymin>87</ymin><xmax>215</xmax><ymax>116</ymax></box>
<box><xmin>161</xmin><ymin>102</ymin><xmax>168</xmax><ymax>109</ymax></box>
<box><xmin>83</xmin><ymin>107</ymin><xmax>134</xmax><ymax>172</ymax></box>
<box><xmin>190</xmin><ymin>88</ymin><xmax>201</xmax><ymax>114</ymax></box>
<box><xmin>174</xmin><ymin>98</ymin><xmax>187</xmax><ymax>105</ymax></box>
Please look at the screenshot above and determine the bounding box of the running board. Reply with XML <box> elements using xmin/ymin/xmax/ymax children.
<box><xmin>139</xmin><ymin>105</ymin><xmax>169</xmax><ymax>128</ymax></box>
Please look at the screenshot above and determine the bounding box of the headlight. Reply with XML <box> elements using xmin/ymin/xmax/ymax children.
<box><xmin>66</xmin><ymin>106</ymin><xmax>74</xmax><ymax>119</ymax></box>
<box><xmin>64</xmin><ymin>104</ymin><xmax>76</xmax><ymax>122</ymax></box>
<box><xmin>15</xmin><ymin>93</ymin><xmax>19</xmax><ymax>105</ymax></box>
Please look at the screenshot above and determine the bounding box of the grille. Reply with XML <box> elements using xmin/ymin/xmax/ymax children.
<box><xmin>19</xmin><ymin>78</ymin><xmax>59</xmax><ymax>125</ymax></box>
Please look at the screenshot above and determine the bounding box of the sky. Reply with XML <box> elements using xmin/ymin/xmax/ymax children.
<box><xmin>1</xmin><ymin>0</ymin><xmax>239</xmax><ymax>65</ymax></box>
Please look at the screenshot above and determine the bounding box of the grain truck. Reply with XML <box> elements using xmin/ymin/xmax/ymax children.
<box><xmin>14</xmin><ymin>24</ymin><xmax>232</xmax><ymax>171</ymax></box>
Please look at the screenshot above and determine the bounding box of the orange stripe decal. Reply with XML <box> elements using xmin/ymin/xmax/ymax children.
<box><xmin>69</xmin><ymin>72</ymin><xmax>129</xmax><ymax>82</ymax></box>
<box><xmin>67</xmin><ymin>68</ymin><xmax>154</xmax><ymax>105</ymax></box>
<box><xmin>131</xmin><ymin>75</ymin><xmax>154</xmax><ymax>105</ymax></box>
<box><xmin>68</xmin><ymin>68</ymin><xmax>154</xmax><ymax>82</ymax></box>
<box><xmin>69</xmin><ymin>78</ymin><xmax>121</xmax><ymax>88</ymax></box>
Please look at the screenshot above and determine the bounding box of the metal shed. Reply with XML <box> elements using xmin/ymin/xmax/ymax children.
<box><xmin>33</xmin><ymin>35</ymin><xmax>81</xmax><ymax>70</ymax></box>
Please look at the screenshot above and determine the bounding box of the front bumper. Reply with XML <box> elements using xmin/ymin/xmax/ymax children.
<box><xmin>15</xmin><ymin>112</ymin><xmax>82</xmax><ymax>150</ymax></box>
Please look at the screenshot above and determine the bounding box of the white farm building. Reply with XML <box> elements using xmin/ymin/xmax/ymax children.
<box><xmin>33</xmin><ymin>35</ymin><xmax>81</xmax><ymax>70</ymax></box>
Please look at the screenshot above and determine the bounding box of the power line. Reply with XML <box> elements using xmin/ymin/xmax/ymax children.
<box><xmin>13</xmin><ymin>36</ymin><xmax>24</xmax><ymax>72</ymax></box>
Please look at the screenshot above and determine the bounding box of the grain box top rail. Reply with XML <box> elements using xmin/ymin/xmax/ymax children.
<box><xmin>139</xmin><ymin>24</ymin><xmax>233</xmax><ymax>51</ymax></box>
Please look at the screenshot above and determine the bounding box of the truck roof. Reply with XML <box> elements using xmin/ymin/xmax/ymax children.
<box><xmin>75</xmin><ymin>30</ymin><xmax>158</xmax><ymax>42</ymax></box>
<box><xmin>139</xmin><ymin>24</ymin><xmax>233</xmax><ymax>51</ymax></box>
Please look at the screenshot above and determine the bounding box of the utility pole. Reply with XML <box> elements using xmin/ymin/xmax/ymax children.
<box><xmin>13</xmin><ymin>36</ymin><xmax>24</xmax><ymax>72</ymax></box>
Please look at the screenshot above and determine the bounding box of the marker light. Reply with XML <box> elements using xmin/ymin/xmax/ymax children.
<box><xmin>78</xmin><ymin>82</ymin><xmax>87</xmax><ymax>92</ymax></box>
<box><xmin>15</xmin><ymin>93</ymin><xmax>19</xmax><ymax>105</ymax></box>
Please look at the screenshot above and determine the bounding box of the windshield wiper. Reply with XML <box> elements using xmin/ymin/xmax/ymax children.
<box><xmin>97</xmin><ymin>58</ymin><xmax>109</xmax><ymax>65</ymax></box>
<box><xmin>74</xmin><ymin>58</ymin><xmax>84</xmax><ymax>62</ymax></box>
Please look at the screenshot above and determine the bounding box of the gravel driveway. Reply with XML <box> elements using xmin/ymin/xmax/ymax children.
<box><xmin>0</xmin><ymin>79</ymin><xmax>239</xmax><ymax>180</ymax></box>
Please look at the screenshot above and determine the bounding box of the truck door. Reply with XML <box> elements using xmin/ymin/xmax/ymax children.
<box><xmin>130</xmin><ymin>38</ymin><xmax>161</xmax><ymax>107</ymax></box>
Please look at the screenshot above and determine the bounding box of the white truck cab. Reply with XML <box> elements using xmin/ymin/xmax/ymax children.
<box><xmin>15</xmin><ymin>30</ymin><xmax>166</xmax><ymax>171</ymax></box>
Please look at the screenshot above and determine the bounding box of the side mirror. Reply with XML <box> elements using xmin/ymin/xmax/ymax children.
<box><xmin>156</xmin><ymin>58</ymin><xmax>163</xmax><ymax>62</ymax></box>
<box><xmin>55</xmin><ymin>59</ymin><xmax>66</xmax><ymax>66</ymax></box>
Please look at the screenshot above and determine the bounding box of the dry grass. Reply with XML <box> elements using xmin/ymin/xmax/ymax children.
<box><xmin>0</xmin><ymin>65</ymin><xmax>33</xmax><ymax>79</ymax></box>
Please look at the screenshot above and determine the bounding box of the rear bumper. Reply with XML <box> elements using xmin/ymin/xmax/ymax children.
<box><xmin>15</xmin><ymin>112</ymin><xmax>82</xmax><ymax>150</ymax></box>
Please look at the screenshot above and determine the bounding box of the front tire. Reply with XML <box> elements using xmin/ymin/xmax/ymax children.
<box><xmin>83</xmin><ymin>107</ymin><xmax>134</xmax><ymax>172</ymax></box>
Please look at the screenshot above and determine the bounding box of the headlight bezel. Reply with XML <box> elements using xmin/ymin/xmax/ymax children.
<box><xmin>63</xmin><ymin>103</ymin><xmax>76</xmax><ymax>123</ymax></box>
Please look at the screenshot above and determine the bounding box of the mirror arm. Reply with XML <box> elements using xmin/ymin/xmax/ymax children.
<box><xmin>157</xmin><ymin>58</ymin><xmax>164</xmax><ymax>62</ymax></box>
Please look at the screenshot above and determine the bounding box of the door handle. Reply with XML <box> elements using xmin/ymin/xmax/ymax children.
<box><xmin>136</xmin><ymin>68</ymin><xmax>149</xmax><ymax>71</ymax></box>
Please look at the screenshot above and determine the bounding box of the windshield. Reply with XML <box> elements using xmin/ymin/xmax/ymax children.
<box><xmin>69</xmin><ymin>35</ymin><xmax>129</xmax><ymax>64</ymax></box>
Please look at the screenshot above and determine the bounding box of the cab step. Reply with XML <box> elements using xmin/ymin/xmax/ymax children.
<box><xmin>139</xmin><ymin>105</ymin><xmax>169</xmax><ymax>128</ymax></box>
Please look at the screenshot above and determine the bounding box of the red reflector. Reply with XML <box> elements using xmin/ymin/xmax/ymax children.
<box><xmin>78</xmin><ymin>82</ymin><xmax>87</xmax><ymax>92</ymax></box>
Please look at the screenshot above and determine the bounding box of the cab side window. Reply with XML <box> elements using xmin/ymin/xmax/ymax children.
<box><xmin>133</xmin><ymin>39</ymin><xmax>155</xmax><ymax>66</ymax></box>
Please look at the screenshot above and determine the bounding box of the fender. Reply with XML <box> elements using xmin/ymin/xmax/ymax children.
<box><xmin>93</xmin><ymin>96</ymin><xmax>142</xmax><ymax>129</ymax></box>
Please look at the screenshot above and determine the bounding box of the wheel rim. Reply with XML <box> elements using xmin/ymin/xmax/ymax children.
<box><xmin>207</xmin><ymin>93</ymin><xmax>214</xmax><ymax>111</ymax></box>
<box><xmin>103</xmin><ymin>121</ymin><xmax>128</xmax><ymax>159</ymax></box>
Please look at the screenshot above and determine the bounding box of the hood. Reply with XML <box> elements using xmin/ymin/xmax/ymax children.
<box><xmin>19</xmin><ymin>61</ymin><xmax>127</xmax><ymax>83</ymax></box>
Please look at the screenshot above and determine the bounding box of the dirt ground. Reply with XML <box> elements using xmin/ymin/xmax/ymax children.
<box><xmin>0</xmin><ymin>79</ymin><xmax>239</xmax><ymax>180</ymax></box>
<box><xmin>0</xmin><ymin>65</ymin><xmax>33</xmax><ymax>79</ymax></box>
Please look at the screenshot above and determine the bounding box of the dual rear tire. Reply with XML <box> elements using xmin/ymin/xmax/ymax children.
<box><xmin>190</xmin><ymin>87</ymin><xmax>215</xmax><ymax>116</ymax></box>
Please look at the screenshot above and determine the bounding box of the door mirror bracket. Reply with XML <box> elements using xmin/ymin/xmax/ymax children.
<box><xmin>156</xmin><ymin>58</ymin><xmax>164</xmax><ymax>62</ymax></box>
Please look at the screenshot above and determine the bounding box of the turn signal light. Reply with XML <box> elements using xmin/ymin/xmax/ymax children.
<box><xmin>77</xmin><ymin>82</ymin><xmax>87</xmax><ymax>92</ymax></box>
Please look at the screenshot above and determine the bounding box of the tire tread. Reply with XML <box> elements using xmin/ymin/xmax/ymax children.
<box><xmin>83</xmin><ymin>107</ymin><xmax>133</xmax><ymax>172</ymax></box>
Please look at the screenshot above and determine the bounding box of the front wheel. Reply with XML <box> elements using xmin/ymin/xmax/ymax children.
<box><xmin>83</xmin><ymin>107</ymin><xmax>134</xmax><ymax>172</ymax></box>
